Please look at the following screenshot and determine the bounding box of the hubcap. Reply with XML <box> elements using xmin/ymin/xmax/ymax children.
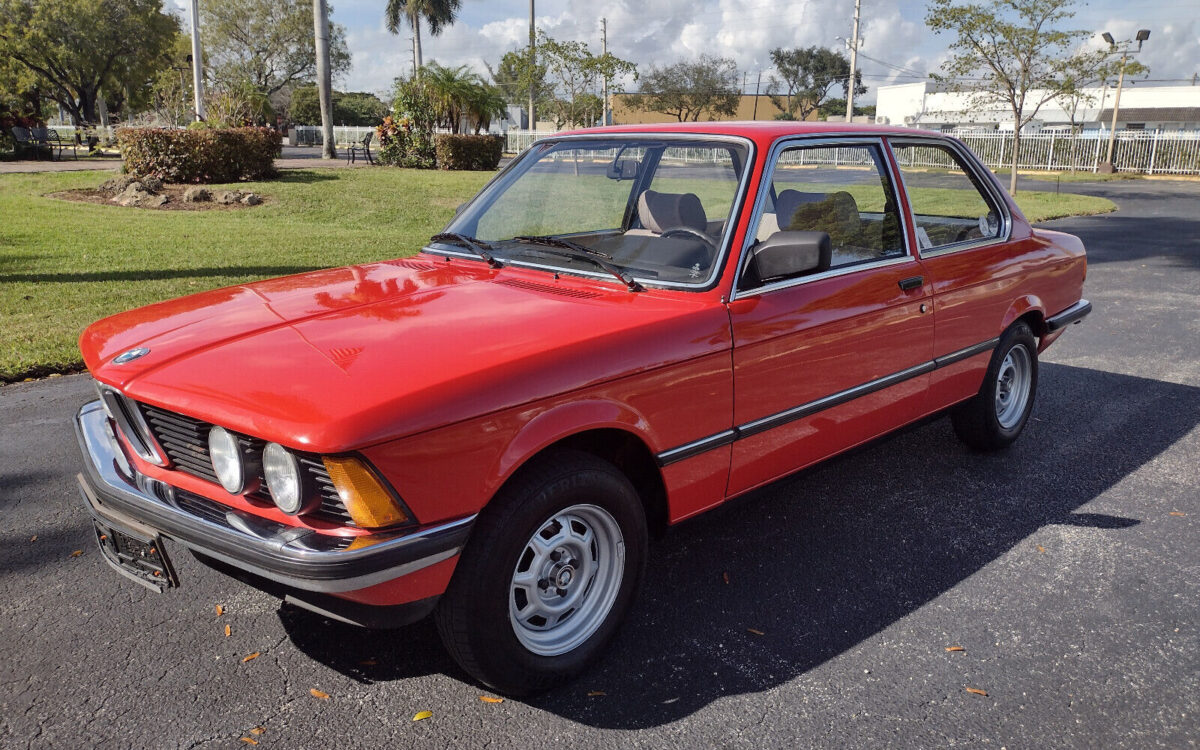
<box><xmin>508</xmin><ymin>504</ymin><xmax>625</xmax><ymax>657</ymax></box>
<box><xmin>994</xmin><ymin>343</ymin><xmax>1032</xmax><ymax>429</ymax></box>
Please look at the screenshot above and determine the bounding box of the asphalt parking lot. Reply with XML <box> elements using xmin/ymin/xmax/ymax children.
<box><xmin>1</xmin><ymin>176</ymin><xmax>1197</xmax><ymax>749</ymax></box>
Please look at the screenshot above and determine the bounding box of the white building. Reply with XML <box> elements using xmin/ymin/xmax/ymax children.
<box><xmin>875</xmin><ymin>81</ymin><xmax>1200</xmax><ymax>132</ymax></box>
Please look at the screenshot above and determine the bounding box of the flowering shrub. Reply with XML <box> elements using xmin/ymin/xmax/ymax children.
<box><xmin>376</xmin><ymin>115</ymin><xmax>435</xmax><ymax>169</ymax></box>
<box><xmin>117</xmin><ymin>127</ymin><xmax>281</xmax><ymax>183</ymax></box>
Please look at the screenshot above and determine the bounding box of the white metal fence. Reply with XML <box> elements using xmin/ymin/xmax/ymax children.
<box><xmin>291</xmin><ymin>125</ymin><xmax>377</xmax><ymax>146</ymax></box>
<box><xmin>501</xmin><ymin>128</ymin><xmax>1200</xmax><ymax>175</ymax></box>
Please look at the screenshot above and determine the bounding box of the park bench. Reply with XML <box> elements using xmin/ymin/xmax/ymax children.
<box><xmin>346</xmin><ymin>131</ymin><xmax>374</xmax><ymax>165</ymax></box>
<box><xmin>10</xmin><ymin>127</ymin><xmax>42</xmax><ymax>160</ymax></box>
<box><xmin>31</xmin><ymin>127</ymin><xmax>79</xmax><ymax>160</ymax></box>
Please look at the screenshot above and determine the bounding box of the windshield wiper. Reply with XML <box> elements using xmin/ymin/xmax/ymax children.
<box><xmin>429</xmin><ymin>232</ymin><xmax>501</xmax><ymax>268</ymax></box>
<box><xmin>510</xmin><ymin>235</ymin><xmax>643</xmax><ymax>292</ymax></box>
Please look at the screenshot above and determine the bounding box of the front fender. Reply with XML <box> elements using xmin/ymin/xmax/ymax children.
<box><xmin>490</xmin><ymin>399</ymin><xmax>659</xmax><ymax>493</ymax></box>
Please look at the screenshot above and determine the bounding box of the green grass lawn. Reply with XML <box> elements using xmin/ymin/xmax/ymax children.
<box><xmin>0</xmin><ymin>168</ymin><xmax>1115</xmax><ymax>382</ymax></box>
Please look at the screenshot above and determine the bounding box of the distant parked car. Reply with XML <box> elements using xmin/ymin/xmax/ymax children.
<box><xmin>76</xmin><ymin>122</ymin><xmax>1091</xmax><ymax>694</ymax></box>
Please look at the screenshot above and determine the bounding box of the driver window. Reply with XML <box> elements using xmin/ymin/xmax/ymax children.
<box><xmin>889</xmin><ymin>142</ymin><xmax>1003</xmax><ymax>251</ymax></box>
<box><xmin>753</xmin><ymin>142</ymin><xmax>905</xmax><ymax>270</ymax></box>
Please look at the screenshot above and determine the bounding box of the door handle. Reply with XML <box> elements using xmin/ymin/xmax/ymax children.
<box><xmin>898</xmin><ymin>275</ymin><xmax>923</xmax><ymax>291</ymax></box>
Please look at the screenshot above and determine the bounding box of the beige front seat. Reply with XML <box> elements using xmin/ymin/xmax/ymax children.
<box><xmin>631</xmin><ymin>190</ymin><xmax>709</xmax><ymax>235</ymax></box>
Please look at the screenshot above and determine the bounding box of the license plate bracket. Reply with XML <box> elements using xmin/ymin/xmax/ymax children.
<box><xmin>93</xmin><ymin>520</ymin><xmax>179</xmax><ymax>592</ymax></box>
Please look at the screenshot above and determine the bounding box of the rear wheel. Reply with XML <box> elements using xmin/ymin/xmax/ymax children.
<box><xmin>435</xmin><ymin>450</ymin><xmax>647</xmax><ymax>695</ymax></box>
<box><xmin>951</xmin><ymin>321</ymin><xmax>1039</xmax><ymax>450</ymax></box>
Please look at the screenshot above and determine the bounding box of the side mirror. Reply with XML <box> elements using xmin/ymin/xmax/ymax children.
<box><xmin>606</xmin><ymin>158</ymin><xmax>639</xmax><ymax>181</ymax></box>
<box><xmin>748</xmin><ymin>231</ymin><xmax>832</xmax><ymax>283</ymax></box>
<box><xmin>454</xmin><ymin>202</ymin><xmax>468</xmax><ymax>215</ymax></box>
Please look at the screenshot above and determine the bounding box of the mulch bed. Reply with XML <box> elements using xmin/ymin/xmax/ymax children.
<box><xmin>47</xmin><ymin>183</ymin><xmax>269</xmax><ymax>211</ymax></box>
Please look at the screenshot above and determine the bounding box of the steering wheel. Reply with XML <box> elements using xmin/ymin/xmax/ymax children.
<box><xmin>660</xmin><ymin>226</ymin><xmax>718</xmax><ymax>252</ymax></box>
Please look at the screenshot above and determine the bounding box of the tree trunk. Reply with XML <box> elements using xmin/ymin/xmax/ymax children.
<box><xmin>412</xmin><ymin>14</ymin><xmax>423</xmax><ymax>71</ymax></box>
<box><xmin>313</xmin><ymin>0</ymin><xmax>336</xmax><ymax>159</ymax></box>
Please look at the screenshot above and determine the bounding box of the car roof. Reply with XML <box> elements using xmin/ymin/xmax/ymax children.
<box><xmin>555</xmin><ymin>120</ymin><xmax>945</xmax><ymax>148</ymax></box>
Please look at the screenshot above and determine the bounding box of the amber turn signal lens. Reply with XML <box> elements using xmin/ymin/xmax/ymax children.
<box><xmin>322</xmin><ymin>456</ymin><xmax>410</xmax><ymax>529</ymax></box>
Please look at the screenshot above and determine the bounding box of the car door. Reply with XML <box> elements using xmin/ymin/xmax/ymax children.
<box><xmin>886</xmin><ymin>137</ymin><xmax>1023</xmax><ymax>413</ymax></box>
<box><xmin>726</xmin><ymin>137</ymin><xmax>934</xmax><ymax>496</ymax></box>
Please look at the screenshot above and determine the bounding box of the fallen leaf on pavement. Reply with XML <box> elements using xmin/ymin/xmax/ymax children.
<box><xmin>239</xmin><ymin>738</ymin><xmax>258</xmax><ymax>746</ymax></box>
<box><xmin>587</xmin><ymin>691</ymin><xmax>606</xmax><ymax>697</ymax></box>
<box><xmin>945</xmin><ymin>646</ymin><xmax>965</xmax><ymax>652</ymax></box>
<box><xmin>224</xmin><ymin>624</ymin><xmax>231</xmax><ymax>637</ymax></box>
<box><xmin>30</xmin><ymin>536</ymin><xmax>37</xmax><ymax>542</ymax></box>
<box><xmin>746</xmin><ymin>628</ymin><xmax>765</xmax><ymax>636</ymax></box>
<box><xmin>215</xmin><ymin>604</ymin><xmax>224</xmax><ymax>617</ymax></box>
<box><xmin>965</xmin><ymin>687</ymin><xmax>988</xmax><ymax>696</ymax></box>
<box><xmin>412</xmin><ymin>710</ymin><xmax>432</xmax><ymax>721</ymax></box>
<box><xmin>249</xmin><ymin>727</ymin><xmax>265</xmax><ymax>736</ymax></box>
<box><xmin>662</xmin><ymin>697</ymin><xmax>679</xmax><ymax>704</ymax></box>
<box><xmin>310</xmin><ymin>689</ymin><xmax>330</xmax><ymax>700</ymax></box>
<box><xmin>241</xmin><ymin>652</ymin><xmax>260</xmax><ymax>663</ymax></box>
<box><xmin>358</xmin><ymin>659</ymin><xmax>377</xmax><ymax>666</ymax></box>
<box><xmin>1037</xmin><ymin>545</ymin><xmax>1045</xmax><ymax>554</ymax></box>
<box><xmin>479</xmin><ymin>696</ymin><xmax>504</xmax><ymax>703</ymax></box>
<box><xmin>1169</xmin><ymin>511</ymin><xmax>1185</xmax><ymax>517</ymax></box>
<box><xmin>70</xmin><ymin>550</ymin><xmax>82</xmax><ymax>557</ymax></box>
<box><xmin>722</xmin><ymin>572</ymin><xmax>730</xmax><ymax>585</ymax></box>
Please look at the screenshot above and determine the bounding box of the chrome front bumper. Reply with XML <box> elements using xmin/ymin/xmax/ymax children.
<box><xmin>75</xmin><ymin>400</ymin><xmax>474</xmax><ymax>594</ymax></box>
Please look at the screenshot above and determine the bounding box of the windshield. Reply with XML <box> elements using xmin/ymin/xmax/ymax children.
<box><xmin>436</xmin><ymin>137</ymin><xmax>752</xmax><ymax>288</ymax></box>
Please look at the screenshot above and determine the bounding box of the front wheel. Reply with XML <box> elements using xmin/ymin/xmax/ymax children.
<box><xmin>951</xmin><ymin>321</ymin><xmax>1039</xmax><ymax>450</ymax></box>
<box><xmin>434</xmin><ymin>450</ymin><xmax>647</xmax><ymax>695</ymax></box>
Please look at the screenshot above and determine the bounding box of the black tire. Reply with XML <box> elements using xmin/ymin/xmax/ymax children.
<box><xmin>434</xmin><ymin>449</ymin><xmax>648</xmax><ymax>695</ymax></box>
<box><xmin>951</xmin><ymin>321</ymin><xmax>1039</xmax><ymax>451</ymax></box>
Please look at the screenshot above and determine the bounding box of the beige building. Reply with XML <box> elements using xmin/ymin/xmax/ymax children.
<box><xmin>610</xmin><ymin>93</ymin><xmax>820</xmax><ymax>125</ymax></box>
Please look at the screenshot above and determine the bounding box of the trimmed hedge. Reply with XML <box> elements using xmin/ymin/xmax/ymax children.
<box><xmin>433</xmin><ymin>134</ymin><xmax>504</xmax><ymax>171</ymax></box>
<box><xmin>117</xmin><ymin>127</ymin><xmax>282</xmax><ymax>183</ymax></box>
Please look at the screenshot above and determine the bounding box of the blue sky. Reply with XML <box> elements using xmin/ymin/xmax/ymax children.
<box><xmin>182</xmin><ymin>0</ymin><xmax>1200</xmax><ymax>102</ymax></box>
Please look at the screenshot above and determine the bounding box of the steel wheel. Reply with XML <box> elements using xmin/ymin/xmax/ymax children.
<box><xmin>508</xmin><ymin>504</ymin><xmax>625</xmax><ymax>657</ymax></box>
<box><xmin>994</xmin><ymin>343</ymin><xmax>1032</xmax><ymax>430</ymax></box>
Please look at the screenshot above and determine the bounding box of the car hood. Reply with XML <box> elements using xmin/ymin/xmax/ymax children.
<box><xmin>82</xmin><ymin>257</ymin><xmax>731</xmax><ymax>452</ymax></box>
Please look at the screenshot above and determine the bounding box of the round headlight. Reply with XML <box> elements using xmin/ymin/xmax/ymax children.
<box><xmin>263</xmin><ymin>442</ymin><xmax>309</xmax><ymax>514</ymax></box>
<box><xmin>208</xmin><ymin>426</ymin><xmax>245</xmax><ymax>494</ymax></box>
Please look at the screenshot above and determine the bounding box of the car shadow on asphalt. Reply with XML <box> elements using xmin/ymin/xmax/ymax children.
<box><xmin>279</xmin><ymin>362</ymin><xmax>1200</xmax><ymax>728</ymax></box>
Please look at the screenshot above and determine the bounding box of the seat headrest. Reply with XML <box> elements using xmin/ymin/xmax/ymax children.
<box><xmin>638</xmin><ymin>190</ymin><xmax>708</xmax><ymax>234</ymax></box>
<box><xmin>775</xmin><ymin>189</ymin><xmax>829</xmax><ymax>228</ymax></box>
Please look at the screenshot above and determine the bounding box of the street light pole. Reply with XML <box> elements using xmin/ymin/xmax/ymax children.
<box><xmin>845</xmin><ymin>0</ymin><xmax>861</xmax><ymax>123</ymax></box>
<box><xmin>1099</xmin><ymin>28</ymin><xmax>1150</xmax><ymax>174</ymax></box>
<box><xmin>528</xmin><ymin>0</ymin><xmax>536</xmax><ymax>131</ymax></box>
<box><xmin>188</xmin><ymin>0</ymin><xmax>206</xmax><ymax>121</ymax></box>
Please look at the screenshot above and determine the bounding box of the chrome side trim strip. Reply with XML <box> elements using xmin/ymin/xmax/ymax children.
<box><xmin>1045</xmin><ymin>299</ymin><xmax>1092</xmax><ymax>332</ymax></box>
<box><xmin>933</xmin><ymin>337</ymin><xmax>1000</xmax><ymax>368</ymax></box>
<box><xmin>737</xmin><ymin>360</ymin><xmax>936</xmax><ymax>439</ymax></box>
<box><xmin>656</xmin><ymin>430</ymin><xmax>737</xmax><ymax>467</ymax></box>
<box><xmin>656</xmin><ymin>335</ymin><xmax>1002</xmax><ymax>465</ymax></box>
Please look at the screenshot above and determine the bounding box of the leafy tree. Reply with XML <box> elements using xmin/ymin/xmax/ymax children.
<box><xmin>201</xmin><ymin>0</ymin><xmax>351</xmax><ymax>98</ymax></box>
<box><xmin>290</xmin><ymin>87</ymin><xmax>389</xmax><ymax>126</ymax></box>
<box><xmin>817</xmin><ymin>99</ymin><xmax>876</xmax><ymax>120</ymax></box>
<box><xmin>0</xmin><ymin>0</ymin><xmax>178</xmax><ymax>125</ymax></box>
<box><xmin>626</xmin><ymin>55</ymin><xmax>740</xmax><ymax>122</ymax></box>
<box><xmin>926</xmin><ymin>0</ymin><xmax>1088</xmax><ymax>194</ymax></box>
<box><xmin>488</xmin><ymin>48</ymin><xmax>552</xmax><ymax>110</ymax></box>
<box><xmin>537</xmin><ymin>31</ymin><xmax>636</xmax><ymax>128</ymax></box>
<box><xmin>384</xmin><ymin>0</ymin><xmax>461</xmax><ymax>73</ymax></box>
<box><xmin>465</xmin><ymin>83</ymin><xmax>508</xmax><ymax>134</ymax></box>
<box><xmin>767</xmin><ymin>46</ymin><xmax>865</xmax><ymax>121</ymax></box>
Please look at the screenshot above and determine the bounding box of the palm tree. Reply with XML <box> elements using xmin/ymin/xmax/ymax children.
<box><xmin>467</xmin><ymin>84</ymin><xmax>508</xmax><ymax>134</ymax></box>
<box><xmin>421</xmin><ymin>62</ymin><xmax>480</xmax><ymax>133</ymax></box>
<box><xmin>384</xmin><ymin>0</ymin><xmax>461</xmax><ymax>73</ymax></box>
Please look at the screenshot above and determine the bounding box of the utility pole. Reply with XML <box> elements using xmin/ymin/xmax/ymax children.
<box><xmin>528</xmin><ymin>0</ymin><xmax>536</xmax><ymax>131</ymax></box>
<box><xmin>753</xmin><ymin>70</ymin><xmax>762</xmax><ymax>119</ymax></box>
<box><xmin>601</xmin><ymin>17</ymin><xmax>609</xmax><ymax>126</ymax></box>
<box><xmin>845</xmin><ymin>0</ymin><xmax>861</xmax><ymax>123</ymax></box>
<box><xmin>188</xmin><ymin>0</ymin><xmax>206</xmax><ymax>121</ymax></box>
<box><xmin>411</xmin><ymin>35</ymin><xmax>417</xmax><ymax>78</ymax></box>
